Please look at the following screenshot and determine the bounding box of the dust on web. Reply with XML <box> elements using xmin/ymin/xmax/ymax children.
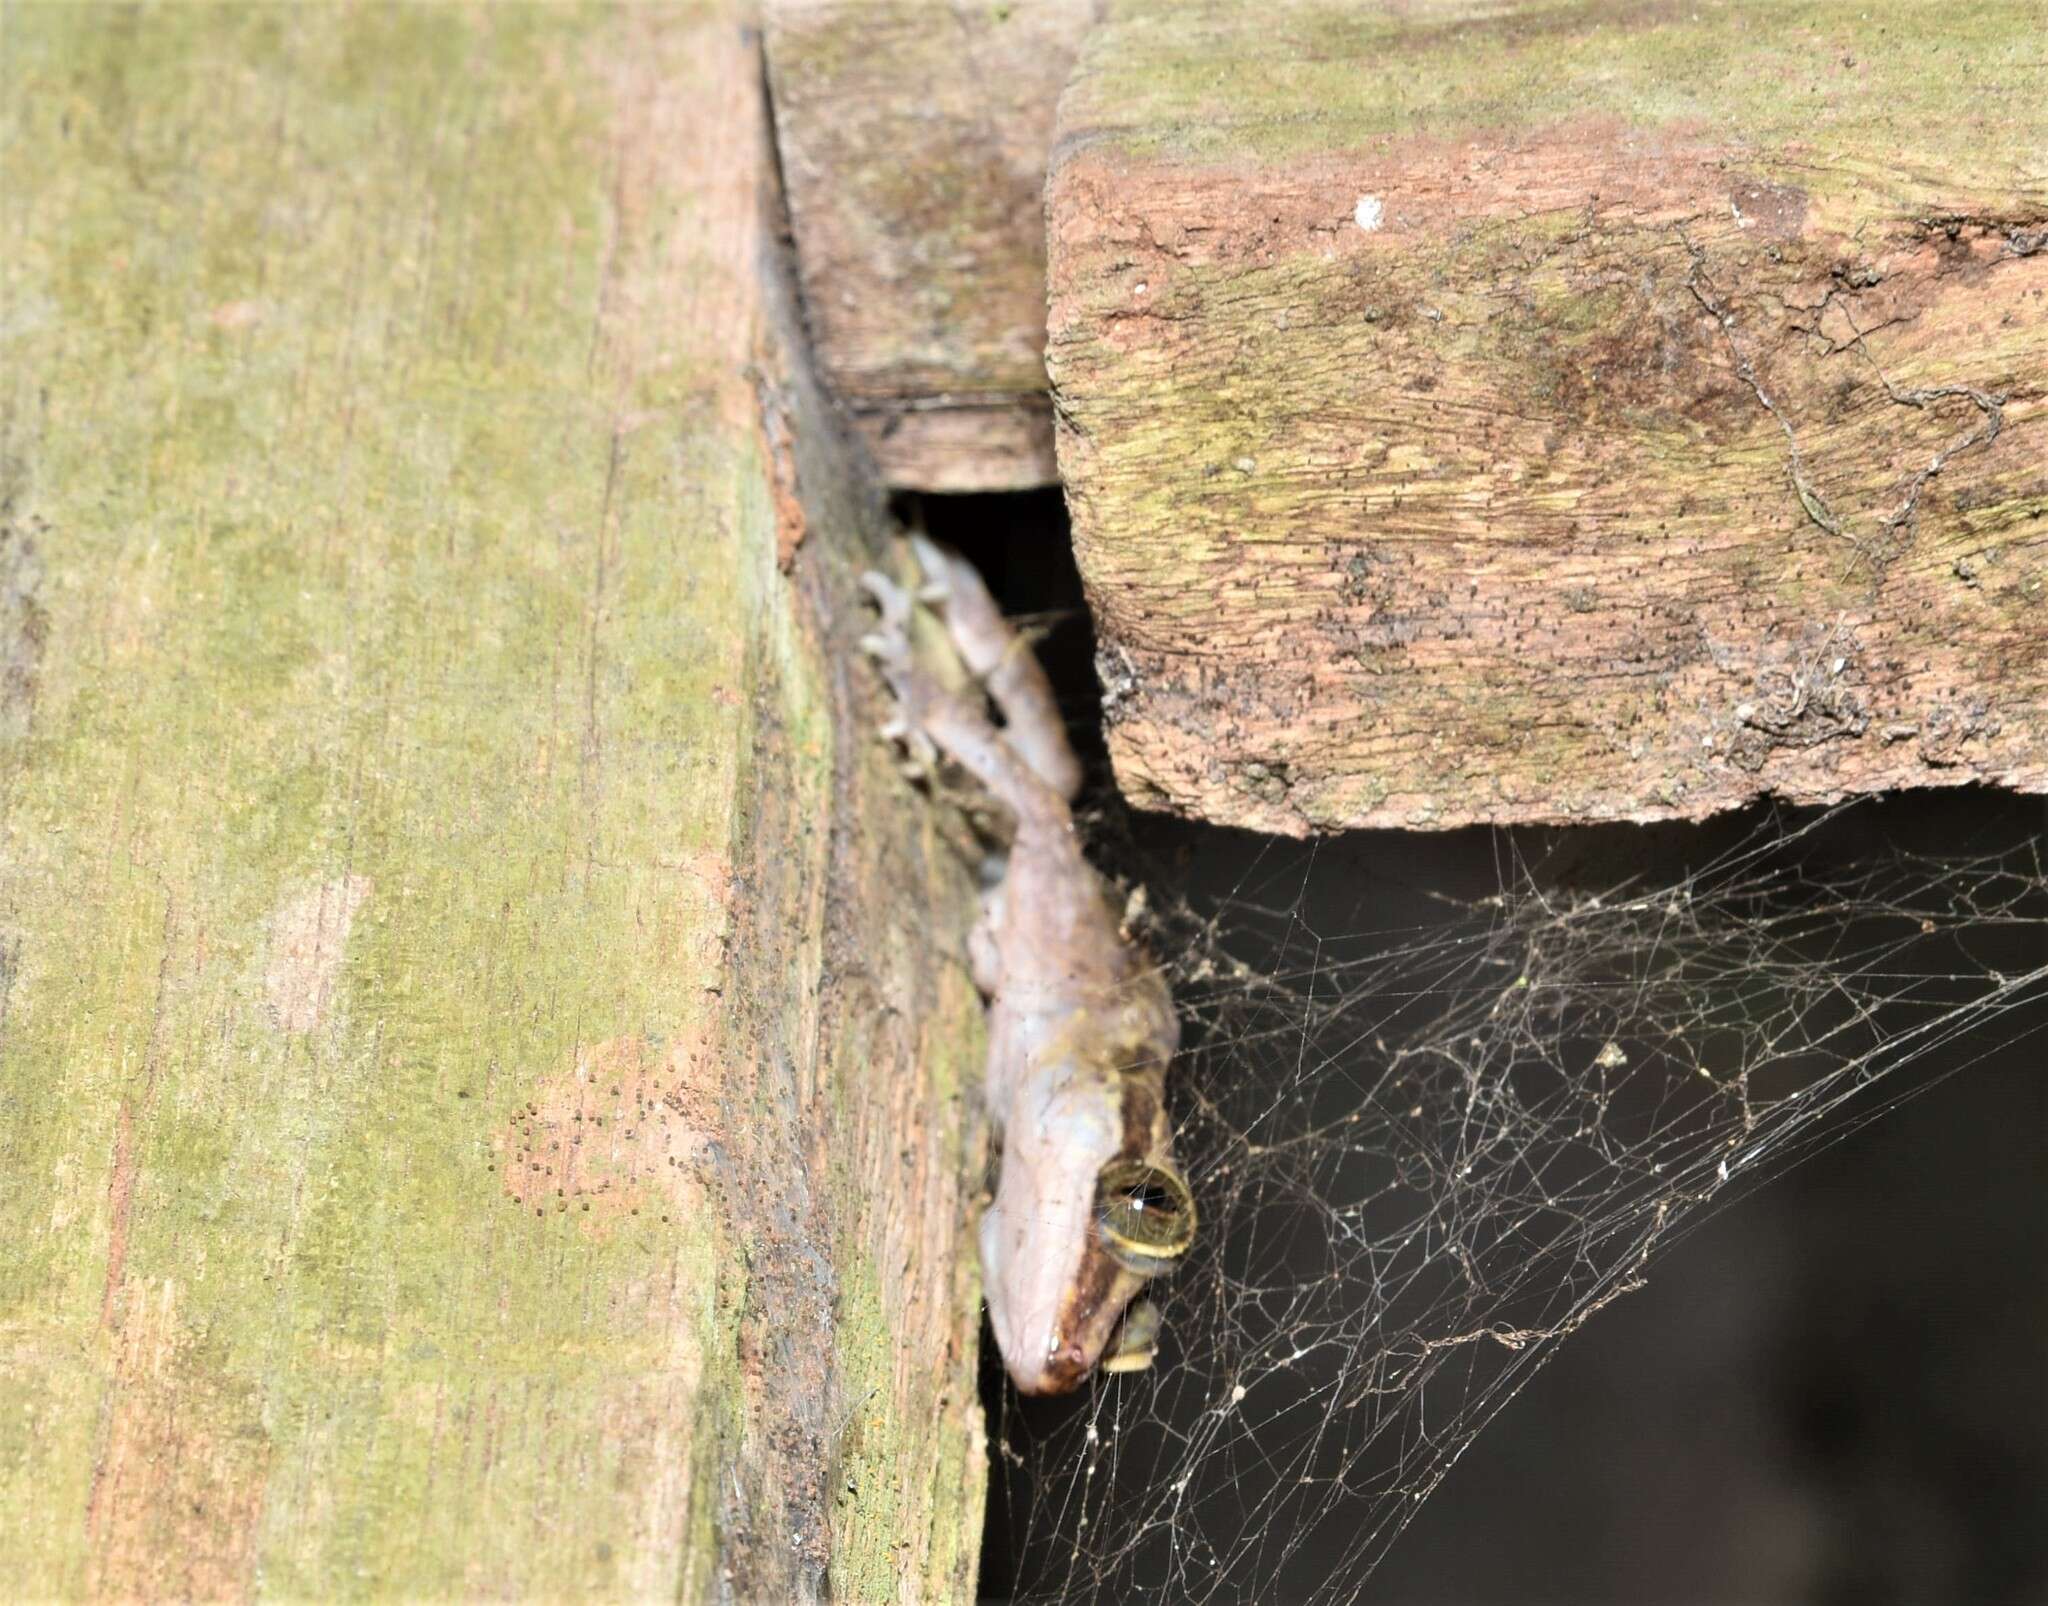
<box><xmin>987</xmin><ymin>797</ymin><xmax>2048</xmax><ymax>1602</ymax></box>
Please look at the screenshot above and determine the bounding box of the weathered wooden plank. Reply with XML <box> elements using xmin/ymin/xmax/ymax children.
<box><xmin>1048</xmin><ymin>0</ymin><xmax>2048</xmax><ymax>834</ymax></box>
<box><xmin>0</xmin><ymin>6</ymin><xmax>985</xmax><ymax>1599</ymax></box>
<box><xmin>765</xmin><ymin>0</ymin><xmax>1093</xmax><ymax>490</ymax></box>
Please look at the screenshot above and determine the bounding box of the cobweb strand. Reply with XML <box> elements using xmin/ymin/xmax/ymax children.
<box><xmin>989</xmin><ymin>797</ymin><xmax>2048</xmax><ymax>1603</ymax></box>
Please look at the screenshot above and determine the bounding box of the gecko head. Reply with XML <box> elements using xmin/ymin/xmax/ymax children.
<box><xmin>981</xmin><ymin>1059</ymin><xmax>1195</xmax><ymax>1395</ymax></box>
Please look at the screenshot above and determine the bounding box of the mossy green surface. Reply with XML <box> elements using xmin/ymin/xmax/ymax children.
<box><xmin>1068</xmin><ymin>0</ymin><xmax>2048</xmax><ymax>213</ymax></box>
<box><xmin>1048</xmin><ymin>0</ymin><xmax>2046</xmax><ymax>834</ymax></box>
<box><xmin>0</xmin><ymin>4</ymin><xmax>979</xmax><ymax>1594</ymax></box>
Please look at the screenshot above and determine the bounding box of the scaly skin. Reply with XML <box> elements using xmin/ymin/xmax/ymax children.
<box><xmin>863</xmin><ymin>539</ymin><xmax>1192</xmax><ymax>1394</ymax></box>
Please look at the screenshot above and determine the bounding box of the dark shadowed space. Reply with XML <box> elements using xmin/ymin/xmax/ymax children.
<box><xmin>900</xmin><ymin>491</ymin><xmax>2045</xmax><ymax>1606</ymax></box>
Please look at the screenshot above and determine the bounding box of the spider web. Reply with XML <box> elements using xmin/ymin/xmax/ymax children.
<box><xmin>984</xmin><ymin>792</ymin><xmax>2048</xmax><ymax>1602</ymax></box>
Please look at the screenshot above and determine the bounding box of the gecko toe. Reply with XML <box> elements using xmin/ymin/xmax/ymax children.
<box><xmin>908</xmin><ymin>539</ymin><xmax>952</xmax><ymax>606</ymax></box>
<box><xmin>859</xmin><ymin>570</ymin><xmax>913</xmax><ymax>630</ymax></box>
<box><xmin>876</xmin><ymin>715</ymin><xmax>937</xmax><ymax>772</ymax></box>
<box><xmin>908</xmin><ymin>532</ymin><xmax>951</xmax><ymax>586</ymax></box>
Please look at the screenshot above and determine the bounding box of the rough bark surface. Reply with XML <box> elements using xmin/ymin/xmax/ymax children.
<box><xmin>1</xmin><ymin>7</ymin><xmax>986</xmax><ymax>1600</ymax></box>
<box><xmin>1048</xmin><ymin>0</ymin><xmax>2048</xmax><ymax>835</ymax></box>
<box><xmin>765</xmin><ymin>0</ymin><xmax>1095</xmax><ymax>490</ymax></box>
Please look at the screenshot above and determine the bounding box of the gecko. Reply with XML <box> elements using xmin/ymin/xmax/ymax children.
<box><xmin>862</xmin><ymin>537</ymin><xmax>1196</xmax><ymax>1395</ymax></box>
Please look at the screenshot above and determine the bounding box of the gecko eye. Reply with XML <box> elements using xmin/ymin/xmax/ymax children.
<box><xmin>1094</xmin><ymin>1159</ymin><xmax>1196</xmax><ymax>1275</ymax></box>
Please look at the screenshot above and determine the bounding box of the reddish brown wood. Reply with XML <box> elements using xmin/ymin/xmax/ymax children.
<box><xmin>1048</xmin><ymin>0</ymin><xmax>2048</xmax><ymax>833</ymax></box>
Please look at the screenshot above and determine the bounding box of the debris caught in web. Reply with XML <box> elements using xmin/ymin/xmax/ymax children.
<box><xmin>988</xmin><ymin>798</ymin><xmax>2048</xmax><ymax>1602</ymax></box>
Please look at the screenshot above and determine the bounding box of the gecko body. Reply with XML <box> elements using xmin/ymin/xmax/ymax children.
<box><xmin>863</xmin><ymin>539</ymin><xmax>1194</xmax><ymax>1395</ymax></box>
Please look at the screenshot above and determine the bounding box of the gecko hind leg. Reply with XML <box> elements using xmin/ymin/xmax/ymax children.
<box><xmin>907</xmin><ymin>535</ymin><xmax>1084</xmax><ymax>803</ymax></box>
<box><xmin>860</xmin><ymin>571</ymin><xmax>1067</xmax><ymax>837</ymax></box>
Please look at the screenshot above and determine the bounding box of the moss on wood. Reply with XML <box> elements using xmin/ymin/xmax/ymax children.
<box><xmin>1049</xmin><ymin>0</ymin><xmax>2047</xmax><ymax>833</ymax></box>
<box><xmin>0</xmin><ymin>5</ymin><xmax>985</xmax><ymax>1597</ymax></box>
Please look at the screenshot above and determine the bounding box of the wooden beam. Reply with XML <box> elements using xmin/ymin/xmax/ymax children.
<box><xmin>1048</xmin><ymin>0</ymin><xmax>2048</xmax><ymax>833</ymax></box>
<box><xmin>0</xmin><ymin>6</ymin><xmax>985</xmax><ymax>1597</ymax></box>
<box><xmin>766</xmin><ymin>0</ymin><xmax>1094</xmax><ymax>490</ymax></box>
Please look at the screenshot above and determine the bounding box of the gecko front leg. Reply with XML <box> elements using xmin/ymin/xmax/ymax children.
<box><xmin>863</xmin><ymin>542</ymin><xmax>1194</xmax><ymax>1395</ymax></box>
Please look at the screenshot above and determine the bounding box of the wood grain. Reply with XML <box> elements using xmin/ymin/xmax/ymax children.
<box><xmin>766</xmin><ymin>0</ymin><xmax>1095</xmax><ymax>489</ymax></box>
<box><xmin>0</xmin><ymin>6</ymin><xmax>985</xmax><ymax>1598</ymax></box>
<box><xmin>1048</xmin><ymin>0</ymin><xmax>2048</xmax><ymax>833</ymax></box>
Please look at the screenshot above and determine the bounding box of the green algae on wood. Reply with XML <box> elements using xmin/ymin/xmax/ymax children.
<box><xmin>1048</xmin><ymin>0</ymin><xmax>2048</xmax><ymax>835</ymax></box>
<box><xmin>0</xmin><ymin>5</ymin><xmax>985</xmax><ymax>1598</ymax></box>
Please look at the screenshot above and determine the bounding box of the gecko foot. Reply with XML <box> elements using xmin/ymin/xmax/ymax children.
<box><xmin>904</xmin><ymin>536</ymin><xmax>1083</xmax><ymax>801</ymax></box>
<box><xmin>862</xmin><ymin>551</ymin><xmax>1068</xmax><ymax>828</ymax></box>
<box><xmin>860</xmin><ymin>570</ymin><xmax>940</xmax><ymax>778</ymax></box>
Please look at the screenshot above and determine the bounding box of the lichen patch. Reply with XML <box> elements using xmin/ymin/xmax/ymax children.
<box><xmin>496</xmin><ymin>1032</ymin><xmax>720</xmax><ymax>1235</ymax></box>
<box><xmin>262</xmin><ymin>875</ymin><xmax>371</xmax><ymax>1036</ymax></box>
